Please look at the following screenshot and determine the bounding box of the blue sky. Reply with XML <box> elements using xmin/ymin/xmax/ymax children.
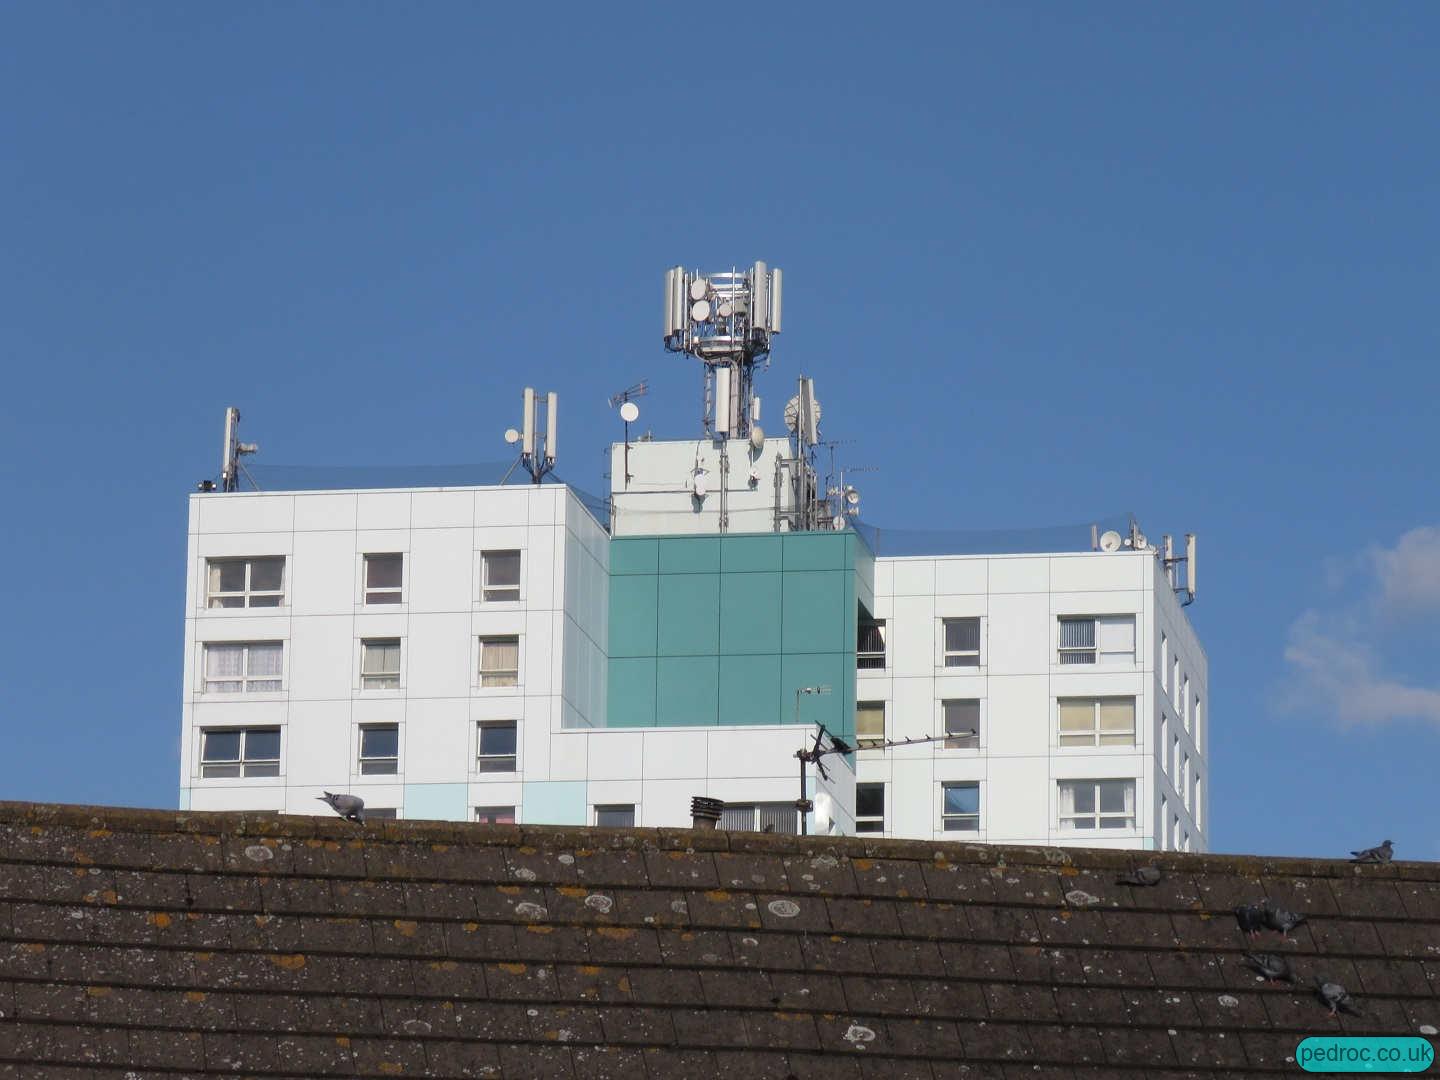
<box><xmin>3</xmin><ymin>5</ymin><xmax>1437</xmax><ymax>858</ymax></box>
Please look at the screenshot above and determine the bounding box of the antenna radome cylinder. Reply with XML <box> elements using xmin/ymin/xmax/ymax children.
<box><xmin>769</xmin><ymin>268</ymin><xmax>783</xmax><ymax>333</ymax></box>
<box><xmin>545</xmin><ymin>392</ymin><xmax>558</xmax><ymax>462</ymax></box>
<box><xmin>522</xmin><ymin>388</ymin><xmax>536</xmax><ymax>456</ymax></box>
<box><xmin>713</xmin><ymin>366</ymin><xmax>732</xmax><ymax>435</ymax></box>
<box><xmin>1186</xmin><ymin>534</ymin><xmax>1197</xmax><ymax>597</ymax></box>
<box><xmin>664</xmin><ymin>268</ymin><xmax>676</xmax><ymax>336</ymax></box>
<box><xmin>220</xmin><ymin>407</ymin><xmax>238</xmax><ymax>486</ymax></box>
<box><xmin>751</xmin><ymin>261</ymin><xmax>768</xmax><ymax>332</ymax></box>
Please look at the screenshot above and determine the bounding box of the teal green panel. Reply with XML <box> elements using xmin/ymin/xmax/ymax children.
<box><xmin>658</xmin><ymin>536</ymin><xmax>721</xmax><ymax>573</ymax></box>
<box><xmin>721</xmin><ymin>534</ymin><xmax>783</xmax><ymax>572</ymax></box>
<box><xmin>609</xmin><ymin>538</ymin><xmax>658</xmax><ymax>575</ymax></box>
<box><xmin>608</xmin><ymin>574</ymin><xmax>658</xmax><ymax>658</ymax></box>
<box><xmin>719</xmin><ymin>571</ymin><xmax>782</xmax><ymax>655</ymax></box>
<box><xmin>718</xmin><ymin>654</ymin><xmax>782</xmax><ymax>725</ymax></box>
<box><xmin>522</xmin><ymin>781</ymin><xmax>587</xmax><ymax>825</ymax></box>
<box><xmin>655</xmin><ymin>656</ymin><xmax>720</xmax><ymax>726</ymax></box>
<box><xmin>607</xmin><ymin>657</ymin><xmax>656</xmax><ymax>726</ymax></box>
<box><xmin>781</xmin><ymin>653</ymin><xmax>850</xmax><ymax>739</ymax></box>
<box><xmin>782</xmin><ymin>532</ymin><xmax>847</xmax><ymax>570</ymax></box>
<box><xmin>781</xmin><ymin>570</ymin><xmax>848</xmax><ymax>653</ymax></box>
<box><xmin>658</xmin><ymin>573</ymin><xmax>720</xmax><ymax>656</ymax></box>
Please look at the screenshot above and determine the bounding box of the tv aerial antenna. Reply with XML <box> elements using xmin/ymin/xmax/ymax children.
<box><xmin>664</xmin><ymin>263</ymin><xmax>782</xmax><ymax>440</ymax></box>
<box><xmin>502</xmin><ymin>387</ymin><xmax>559</xmax><ymax>484</ymax></box>
<box><xmin>609</xmin><ymin>381</ymin><xmax>648</xmax><ymax>488</ymax></box>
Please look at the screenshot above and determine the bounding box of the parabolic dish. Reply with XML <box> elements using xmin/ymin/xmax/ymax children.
<box><xmin>690</xmin><ymin>299</ymin><xmax>711</xmax><ymax>322</ymax></box>
<box><xmin>618</xmin><ymin>401</ymin><xmax>640</xmax><ymax>423</ymax></box>
<box><xmin>689</xmin><ymin>278</ymin><xmax>709</xmax><ymax>301</ymax></box>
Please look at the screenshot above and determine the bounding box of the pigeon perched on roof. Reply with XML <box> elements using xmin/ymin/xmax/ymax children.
<box><xmin>1349</xmin><ymin>840</ymin><xmax>1393</xmax><ymax>864</ymax></box>
<box><xmin>1115</xmin><ymin>866</ymin><xmax>1162</xmax><ymax>887</ymax></box>
<box><xmin>1314</xmin><ymin>978</ymin><xmax>1361</xmax><ymax>1018</ymax></box>
<box><xmin>1262</xmin><ymin>899</ymin><xmax>1307</xmax><ymax>938</ymax></box>
<box><xmin>317</xmin><ymin>791</ymin><xmax>365</xmax><ymax>823</ymax></box>
<box><xmin>1234</xmin><ymin>902</ymin><xmax>1266</xmax><ymax>940</ymax></box>
<box><xmin>1243</xmin><ymin>952</ymin><xmax>1295</xmax><ymax>984</ymax></box>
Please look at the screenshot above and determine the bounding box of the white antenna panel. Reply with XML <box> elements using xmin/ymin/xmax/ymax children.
<box><xmin>522</xmin><ymin>387</ymin><xmax>536</xmax><ymax>456</ymax></box>
<box><xmin>713</xmin><ymin>366</ymin><xmax>732</xmax><ymax>434</ymax></box>
<box><xmin>545</xmin><ymin>391</ymin><xmax>558</xmax><ymax>462</ymax></box>
<box><xmin>1186</xmin><ymin>533</ymin><xmax>1197</xmax><ymax>597</ymax></box>
<box><xmin>751</xmin><ymin>261</ymin><xmax>768</xmax><ymax>331</ymax></box>
<box><xmin>769</xmin><ymin>268</ymin><xmax>782</xmax><ymax>332</ymax></box>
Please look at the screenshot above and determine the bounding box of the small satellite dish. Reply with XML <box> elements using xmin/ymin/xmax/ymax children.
<box><xmin>619</xmin><ymin>401</ymin><xmax>640</xmax><ymax>423</ymax></box>
<box><xmin>1134</xmin><ymin>533</ymin><xmax>1148</xmax><ymax>550</ymax></box>
<box><xmin>749</xmin><ymin>426</ymin><xmax>765</xmax><ymax>451</ymax></box>
<box><xmin>692</xmin><ymin>468</ymin><xmax>707</xmax><ymax>498</ymax></box>
<box><xmin>690</xmin><ymin>299</ymin><xmax>711</xmax><ymax>322</ymax></box>
<box><xmin>832</xmin><ymin>515</ymin><xmax>847</xmax><ymax>531</ymax></box>
<box><xmin>504</xmin><ymin>428</ymin><xmax>520</xmax><ymax>445</ymax></box>
<box><xmin>689</xmin><ymin>278</ymin><xmax>708</xmax><ymax>301</ymax></box>
<box><xmin>718</xmin><ymin>300</ymin><xmax>733</xmax><ymax>318</ymax></box>
<box><xmin>1099</xmin><ymin>530</ymin><xmax>1123</xmax><ymax>552</ymax></box>
<box><xmin>845</xmin><ymin>489</ymin><xmax>860</xmax><ymax>506</ymax></box>
<box><xmin>783</xmin><ymin>394</ymin><xmax>822</xmax><ymax>433</ymax></box>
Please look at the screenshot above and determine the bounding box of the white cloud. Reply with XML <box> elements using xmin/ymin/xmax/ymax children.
<box><xmin>1282</xmin><ymin>525</ymin><xmax>1440</xmax><ymax>728</ymax></box>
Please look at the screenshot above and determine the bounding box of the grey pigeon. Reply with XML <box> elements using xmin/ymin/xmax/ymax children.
<box><xmin>1243</xmin><ymin>952</ymin><xmax>1295</xmax><ymax>984</ymax></box>
<box><xmin>317</xmin><ymin>791</ymin><xmax>365</xmax><ymax>823</ymax></box>
<box><xmin>1116</xmin><ymin>866</ymin><xmax>1163</xmax><ymax>887</ymax></box>
<box><xmin>1234</xmin><ymin>902</ymin><xmax>1266</xmax><ymax>940</ymax></box>
<box><xmin>1314</xmin><ymin>977</ymin><xmax>1361</xmax><ymax>1018</ymax></box>
<box><xmin>1262</xmin><ymin>899</ymin><xmax>1307</xmax><ymax>938</ymax></box>
<box><xmin>1349</xmin><ymin>839</ymin><xmax>1393</xmax><ymax>864</ymax></box>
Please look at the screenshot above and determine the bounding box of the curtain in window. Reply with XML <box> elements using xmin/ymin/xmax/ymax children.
<box><xmin>247</xmin><ymin>643</ymin><xmax>283</xmax><ymax>691</ymax></box>
<box><xmin>363</xmin><ymin>642</ymin><xmax>401</xmax><ymax>675</ymax></box>
<box><xmin>206</xmin><ymin>645</ymin><xmax>243</xmax><ymax>679</ymax></box>
<box><xmin>945</xmin><ymin>618</ymin><xmax>980</xmax><ymax>652</ymax></box>
<box><xmin>485</xmin><ymin>552</ymin><xmax>521</xmax><ymax>587</ymax></box>
<box><xmin>855</xmin><ymin>703</ymin><xmax>885</xmax><ymax>741</ymax></box>
<box><xmin>1058</xmin><ymin>700</ymin><xmax>1093</xmax><ymax>745</ymax></box>
<box><xmin>1098</xmin><ymin>616</ymin><xmax>1134</xmax><ymax>656</ymax></box>
<box><xmin>1059</xmin><ymin>618</ymin><xmax>1095</xmax><ymax>649</ymax></box>
<box><xmin>1098</xmin><ymin>699</ymin><xmax>1135</xmax><ymax>745</ymax></box>
<box><xmin>481</xmin><ymin>639</ymin><xmax>520</xmax><ymax>683</ymax></box>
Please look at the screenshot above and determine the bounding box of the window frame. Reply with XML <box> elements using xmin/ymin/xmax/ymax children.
<box><xmin>1057</xmin><ymin>614</ymin><xmax>1136</xmax><ymax>666</ymax></box>
<box><xmin>1057</xmin><ymin>778</ymin><xmax>1136</xmax><ymax>831</ymax></box>
<box><xmin>716</xmin><ymin>802</ymin><xmax>798</xmax><ymax>834</ymax></box>
<box><xmin>362</xmin><ymin>552</ymin><xmax>405</xmax><ymax>606</ymax></box>
<box><xmin>594</xmin><ymin>804</ymin><xmax>636</xmax><ymax>828</ymax></box>
<box><xmin>855</xmin><ymin>782</ymin><xmax>885</xmax><ymax>834</ymax></box>
<box><xmin>199</xmin><ymin>726</ymin><xmax>282</xmax><ymax>779</ymax></box>
<box><xmin>359</xmin><ymin>638</ymin><xmax>402</xmax><ymax>691</ymax></box>
<box><xmin>475</xmin><ymin>805</ymin><xmax>516</xmax><ymax>824</ymax></box>
<box><xmin>940</xmin><ymin>781</ymin><xmax>981</xmax><ymax>832</ymax></box>
<box><xmin>941</xmin><ymin>698</ymin><xmax>981</xmax><ymax>750</ymax></box>
<box><xmin>479</xmin><ymin>549</ymin><xmax>523</xmax><ymax>604</ymax></box>
<box><xmin>477</xmin><ymin>635</ymin><xmax>521</xmax><ymax>689</ymax></box>
<box><xmin>857</xmin><ymin>618</ymin><xmax>886</xmax><ymax>670</ymax></box>
<box><xmin>357</xmin><ymin>723</ymin><xmax>399</xmax><ymax>775</ymax></box>
<box><xmin>476</xmin><ymin>720</ymin><xmax>518</xmax><ymax>773</ymax></box>
<box><xmin>855</xmin><ymin>701</ymin><xmax>886</xmax><ymax>747</ymax></box>
<box><xmin>201</xmin><ymin>641</ymin><xmax>284</xmax><ymax>695</ymax></box>
<box><xmin>940</xmin><ymin>616</ymin><xmax>982</xmax><ymax>668</ymax></box>
<box><xmin>205</xmin><ymin>556</ymin><xmax>286</xmax><ymax>609</ymax></box>
<box><xmin>1057</xmin><ymin>696</ymin><xmax>1136</xmax><ymax>749</ymax></box>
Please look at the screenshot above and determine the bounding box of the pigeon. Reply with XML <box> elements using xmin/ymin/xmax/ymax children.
<box><xmin>1243</xmin><ymin>952</ymin><xmax>1295</xmax><ymax>984</ymax></box>
<box><xmin>1115</xmin><ymin>866</ymin><xmax>1163</xmax><ymax>887</ymax></box>
<box><xmin>1314</xmin><ymin>978</ymin><xmax>1361</xmax><ymax>1018</ymax></box>
<box><xmin>1262</xmin><ymin>899</ymin><xmax>1307</xmax><ymax>938</ymax></box>
<box><xmin>1349</xmin><ymin>840</ymin><xmax>1393</xmax><ymax>865</ymax></box>
<box><xmin>317</xmin><ymin>791</ymin><xmax>365</xmax><ymax>823</ymax></box>
<box><xmin>1234</xmin><ymin>902</ymin><xmax>1267</xmax><ymax>940</ymax></box>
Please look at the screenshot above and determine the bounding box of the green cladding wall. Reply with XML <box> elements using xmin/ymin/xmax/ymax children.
<box><xmin>607</xmin><ymin>532</ymin><xmax>867</xmax><ymax>742</ymax></box>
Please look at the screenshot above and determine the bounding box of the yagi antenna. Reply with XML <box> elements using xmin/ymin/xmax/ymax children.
<box><xmin>610</xmin><ymin>381</ymin><xmax>648</xmax><ymax>489</ymax></box>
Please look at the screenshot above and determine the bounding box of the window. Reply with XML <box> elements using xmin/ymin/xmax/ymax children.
<box><xmin>481</xmin><ymin>550</ymin><xmax>522</xmax><ymax>603</ymax></box>
<box><xmin>1058</xmin><ymin>779</ymin><xmax>1135</xmax><ymax>831</ymax></box>
<box><xmin>360</xmin><ymin>639</ymin><xmax>401</xmax><ymax>690</ymax></box>
<box><xmin>1179</xmin><ymin>751</ymin><xmax>1189</xmax><ymax>800</ymax></box>
<box><xmin>1161</xmin><ymin>634</ymin><xmax>1169</xmax><ymax>691</ymax></box>
<box><xmin>855</xmin><ymin>702</ymin><xmax>885</xmax><ymax>746</ymax></box>
<box><xmin>942</xmin><ymin>618</ymin><xmax>980</xmax><ymax>667</ymax></box>
<box><xmin>364</xmin><ymin>553</ymin><xmax>403</xmax><ymax>605</ymax></box>
<box><xmin>936</xmin><ymin>699</ymin><xmax>977</xmax><ymax>749</ymax></box>
<box><xmin>475</xmin><ymin>806</ymin><xmax>516</xmax><ymax>824</ymax></box>
<box><xmin>1172</xmin><ymin>657</ymin><xmax>1181</xmax><ymax>705</ymax></box>
<box><xmin>1159</xmin><ymin>716</ymin><xmax>1168</xmax><ymax>774</ymax></box>
<box><xmin>1194</xmin><ymin>773</ymin><xmax>1202</xmax><ymax>829</ymax></box>
<box><xmin>941</xmin><ymin>782</ymin><xmax>980</xmax><ymax>831</ymax></box>
<box><xmin>478</xmin><ymin>636</ymin><xmax>520</xmax><ymax>687</ymax></box>
<box><xmin>366</xmin><ymin>808</ymin><xmax>398</xmax><ymax>820</ymax></box>
<box><xmin>855</xmin><ymin>783</ymin><xmax>885</xmax><ymax>833</ymax></box>
<box><xmin>594</xmin><ymin>804</ymin><xmax>635</xmax><ymax>827</ymax></box>
<box><xmin>358</xmin><ymin>724</ymin><xmax>398</xmax><ymax>775</ymax></box>
<box><xmin>1172</xmin><ymin>734</ymin><xmax>1180</xmax><ymax>782</ymax></box>
<box><xmin>1159</xmin><ymin>795</ymin><xmax>1169</xmax><ymax>849</ymax></box>
<box><xmin>206</xmin><ymin>557</ymin><xmax>284</xmax><ymax>608</ymax></box>
<box><xmin>1182</xmin><ymin>677</ymin><xmax>1191</xmax><ymax>731</ymax></box>
<box><xmin>857</xmin><ymin>619</ymin><xmax>886</xmax><ymax>669</ymax></box>
<box><xmin>717</xmin><ymin>802</ymin><xmax>798</xmax><ymax>834</ymax></box>
<box><xmin>1058</xmin><ymin>697</ymin><xmax>1135</xmax><ymax>748</ymax></box>
<box><xmin>477</xmin><ymin>721</ymin><xmax>517</xmax><ymax>772</ymax></box>
<box><xmin>203</xmin><ymin>642</ymin><xmax>282</xmax><ymax>693</ymax></box>
<box><xmin>200</xmin><ymin>727</ymin><xmax>280</xmax><ymax>778</ymax></box>
<box><xmin>1057</xmin><ymin>615</ymin><xmax>1135</xmax><ymax>665</ymax></box>
<box><xmin>1194</xmin><ymin>697</ymin><xmax>1202</xmax><ymax>750</ymax></box>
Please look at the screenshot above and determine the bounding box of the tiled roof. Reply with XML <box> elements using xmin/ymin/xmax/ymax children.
<box><xmin>0</xmin><ymin>802</ymin><xmax>1436</xmax><ymax>1078</ymax></box>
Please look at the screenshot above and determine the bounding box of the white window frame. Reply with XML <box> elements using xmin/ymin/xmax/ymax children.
<box><xmin>359</xmin><ymin>638</ymin><xmax>402</xmax><ymax>691</ymax></box>
<box><xmin>357</xmin><ymin>723</ymin><xmax>400</xmax><ymax>775</ymax></box>
<box><xmin>1182</xmin><ymin>676</ymin><xmax>1191</xmax><ymax>731</ymax></box>
<box><xmin>477</xmin><ymin>635</ymin><xmax>521</xmax><ymax>689</ymax></box>
<box><xmin>717</xmin><ymin>802</ymin><xmax>798</xmax><ymax>834</ymax></box>
<box><xmin>593</xmin><ymin>804</ymin><xmax>636</xmax><ymax>828</ymax></box>
<box><xmin>201</xmin><ymin>641</ymin><xmax>284</xmax><ymax>695</ymax></box>
<box><xmin>940</xmin><ymin>617</ymin><xmax>981</xmax><ymax>668</ymax></box>
<box><xmin>1159</xmin><ymin>795</ymin><xmax>1169</xmax><ymax>849</ymax></box>
<box><xmin>476</xmin><ymin>720</ymin><xmax>518</xmax><ymax>773</ymax></box>
<box><xmin>1159</xmin><ymin>715</ymin><xmax>1168</xmax><ymax>775</ymax></box>
<box><xmin>940</xmin><ymin>698</ymin><xmax>981</xmax><ymax>750</ymax></box>
<box><xmin>362</xmin><ymin>552</ymin><xmax>405</xmax><ymax>606</ymax></box>
<box><xmin>854</xmin><ymin>782</ymin><xmax>885</xmax><ymax>834</ymax></box>
<box><xmin>480</xmin><ymin>549</ymin><xmax>523</xmax><ymax>604</ymax></box>
<box><xmin>475</xmin><ymin>805</ymin><xmax>516</xmax><ymax>824</ymax></box>
<box><xmin>1057</xmin><ymin>697</ymin><xmax>1136</xmax><ymax>748</ymax></box>
<box><xmin>1057</xmin><ymin>778</ymin><xmax>1136</xmax><ymax>831</ymax></box>
<box><xmin>940</xmin><ymin>781</ymin><xmax>981</xmax><ymax>832</ymax></box>
<box><xmin>857</xmin><ymin>618</ymin><xmax>886</xmax><ymax>670</ymax></box>
<box><xmin>205</xmin><ymin>556</ymin><xmax>286</xmax><ymax>609</ymax></box>
<box><xmin>199</xmin><ymin>726</ymin><xmax>282</xmax><ymax>778</ymax></box>
<box><xmin>1057</xmin><ymin>614</ymin><xmax>1135</xmax><ymax>666</ymax></box>
<box><xmin>855</xmin><ymin>701</ymin><xmax>886</xmax><ymax>747</ymax></box>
